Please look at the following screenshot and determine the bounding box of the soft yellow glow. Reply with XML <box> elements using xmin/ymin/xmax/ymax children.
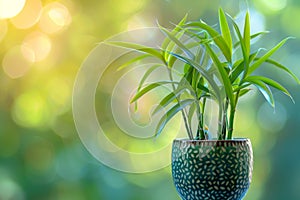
<box><xmin>39</xmin><ymin>2</ymin><xmax>71</xmax><ymax>34</ymax></box>
<box><xmin>12</xmin><ymin>91</ymin><xmax>52</xmax><ymax>128</ymax></box>
<box><xmin>0</xmin><ymin>20</ymin><xmax>7</xmax><ymax>42</ymax></box>
<box><xmin>47</xmin><ymin>77</ymin><xmax>71</xmax><ymax>113</ymax></box>
<box><xmin>0</xmin><ymin>0</ymin><xmax>26</xmax><ymax>19</ymax></box>
<box><xmin>281</xmin><ymin>7</ymin><xmax>300</xmax><ymax>36</ymax></box>
<box><xmin>118</xmin><ymin>0</ymin><xmax>146</xmax><ymax>14</ymax></box>
<box><xmin>2</xmin><ymin>46</ymin><xmax>31</xmax><ymax>79</ymax></box>
<box><xmin>10</xmin><ymin>0</ymin><xmax>42</xmax><ymax>29</ymax></box>
<box><xmin>256</xmin><ymin>0</ymin><xmax>287</xmax><ymax>12</ymax></box>
<box><xmin>22</xmin><ymin>31</ymin><xmax>52</xmax><ymax>62</ymax></box>
<box><xmin>127</xmin><ymin>16</ymin><xmax>149</xmax><ymax>31</ymax></box>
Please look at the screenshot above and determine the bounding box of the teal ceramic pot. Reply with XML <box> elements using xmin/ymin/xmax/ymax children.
<box><xmin>172</xmin><ymin>138</ymin><xmax>253</xmax><ymax>200</ymax></box>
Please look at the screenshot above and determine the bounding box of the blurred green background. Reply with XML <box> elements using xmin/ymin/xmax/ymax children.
<box><xmin>1</xmin><ymin>0</ymin><xmax>300</xmax><ymax>199</ymax></box>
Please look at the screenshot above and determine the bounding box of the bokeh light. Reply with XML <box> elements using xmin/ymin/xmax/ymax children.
<box><xmin>281</xmin><ymin>6</ymin><xmax>300</xmax><ymax>36</ymax></box>
<box><xmin>10</xmin><ymin>0</ymin><xmax>43</xmax><ymax>29</ymax></box>
<box><xmin>0</xmin><ymin>171</ymin><xmax>25</xmax><ymax>200</ymax></box>
<box><xmin>257</xmin><ymin>101</ymin><xmax>287</xmax><ymax>132</ymax></box>
<box><xmin>0</xmin><ymin>0</ymin><xmax>26</xmax><ymax>19</ymax></box>
<box><xmin>0</xmin><ymin>20</ymin><xmax>7</xmax><ymax>42</ymax></box>
<box><xmin>12</xmin><ymin>91</ymin><xmax>53</xmax><ymax>128</ymax></box>
<box><xmin>22</xmin><ymin>31</ymin><xmax>52</xmax><ymax>62</ymax></box>
<box><xmin>39</xmin><ymin>2</ymin><xmax>72</xmax><ymax>34</ymax></box>
<box><xmin>257</xmin><ymin>0</ymin><xmax>287</xmax><ymax>12</ymax></box>
<box><xmin>47</xmin><ymin>76</ymin><xmax>71</xmax><ymax>113</ymax></box>
<box><xmin>2</xmin><ymin>45</ymin><xmax>32</xmax><ymax>79</ymax></box>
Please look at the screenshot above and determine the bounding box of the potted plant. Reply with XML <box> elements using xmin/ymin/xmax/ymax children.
<box><xmin>107</xmin><ymin>8</ymin><xmax>299</xmax><ymax>200</ymax></box>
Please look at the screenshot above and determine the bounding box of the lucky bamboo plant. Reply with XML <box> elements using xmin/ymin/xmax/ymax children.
<box><xmin>107</xmin><ymin>8</ymin><xmax>299</xmax><ymax>140</ymax></box>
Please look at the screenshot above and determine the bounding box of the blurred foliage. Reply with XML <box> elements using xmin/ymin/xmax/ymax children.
<box><xmin>0</xmin><ymin>0</ymin><xmax>300</xmax><ymax>199</ymax></box>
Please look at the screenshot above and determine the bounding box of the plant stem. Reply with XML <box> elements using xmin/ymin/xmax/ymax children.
<box><xmin>217</xmin><ymin>101</ymin><xmax>224</xmax><ymax>140</ymax></box>
<box><xmin>167</xmin><ymin>67</ymin><xmax>193</xmax><ymax>139</ymax></box>
<box><xmin>195</xmin><ymin>100</ymin><xmax>205</xmax><ymax>140</ymax></box>
<box><xmin>221</xmin><ymin>98</ymin><xmax>229</xmax><ymax>139</ymax></box>
<box><xmin>201</xmin><ymin>98</ymin><xmax>206</xmax><ymax>139</ymax></box>
<box><xmin>193</xmin><ymin>69</ymin><xmax>205</xmax><ymax>140</ymax></box>
<box><xmin>227</xmin><ymin>92</ymin><xmax>239</xmax><ymax>139</ymax></box>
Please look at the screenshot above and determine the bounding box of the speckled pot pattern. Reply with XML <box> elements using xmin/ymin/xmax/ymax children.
<box><xmin>172</xmin><ymin>139</ymin><xmax>253</xmax><ymax>200</ymax></box>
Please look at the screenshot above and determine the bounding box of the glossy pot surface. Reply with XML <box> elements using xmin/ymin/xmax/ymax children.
<box><xmin>172</xmin><ymin>138</ymin><xmax>253</xmax><ymax>200</ymax></box>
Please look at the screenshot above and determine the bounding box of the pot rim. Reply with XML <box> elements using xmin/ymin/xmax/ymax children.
<box><xmin>173</xmin><ymin>138</ymin><xmax>249</xmax><ymax>142</ymax></box>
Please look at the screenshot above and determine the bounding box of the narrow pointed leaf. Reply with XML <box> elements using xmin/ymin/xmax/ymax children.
<box><xmin>152</xmin><ymin>87</ymin><xmax>187</xmax><ymax>115</ymax></box>
<box><xmin>155</xmin><ymin>99</ymin><xmax>194</xmax><ymax>137</ymax></box>
<box><xmin>245</xmin><ymin>76</ymin><xmax>293</xmax><ymax>101</ymax></box>
<box><xmin>169</xmin><ymin>52</ymin><xmax>221</xmax><ymax>101</ymax></box>
<box><xmin>233</xmin><ymin>31</ymin><xmax>269</xmax><ymax>48</ymax></box>
<box><xmin>185</xmin><ymin>21</ymin><xmax>232</xmax><ymax>62</ymax></box>
<box><xmin>137</xmin><ymin>64</ymin><xmax>164</xmax><ymax>92</ymax></box>
<box><xmin>130</xmin><ymin>81</ymin><xmax>179</xmax><ymax>103</ymax></box>
<box><xmin>229</xmin><ymin>15</ymin><xmax>249</xmax><ymax>77</ymax></box>
<box><xmin>247</xmin><ymin>79</ymin><xmax>275</xmax><ymax>107</ymax></box>
<box><xmin>255</xmin><ymin>58</ymin><xmax>300</xmax><ymax>84</ymax></box>
<box><xmin>117</xmin><ymin>54</ymin><xmax>151</xmax><ymax>71</ymax></box>
<box><xmin>168</xmin><ymin>41</ymin><xmax>200</xmax><ymax>68</ymax></box>
<box><xmin>244</xmin><ymin>11</ymin><xmax>251</xmax><ymax>57</ymax></box>
<box><xmin>230</xmin><ymin>50</ymin><xmax>264</xmax><ymax>83</ymax></box>
<box><xmin>106</xmin><ymin>41</ymin><xmax>164</xmax><ymax>61</ymax></box>
<box><xmin>233</xmin><ymin>83</ymin><xmax>251</xmax><ymax>92</ymax></box>
<box><xmin>161</xmin><ymin>14</ymin><xmax>188</xmax><ymax>59</ymax></box>
<box><xmin>238</xmin><ymin>88</ymin><xmax>252</xmax><ymax>97</ymax></box>
<box><xmin>230</xmin><ymin>60</ymin><xmax>244</xmax><ymax>83</ymax></box>
<box><xmin>249</xmin><ymin>37</ymin><xmax>292</xmax><ymax>74</ymax></box>
<box><xmin>205</xmin><ymin>44</ymin><xmax>235</xmax><ymax>107</ymax></box>
<box><xmin>219</xmin><ymin>8</ymin><xmax>232</xmax><ymax>53</ymax></box>
<box><xmin>197</xmin><ymin>81</ymin><xmax>210</xmax><ymax>93</ymax></box>
<box><xmin>159</xmin><ymin>25</ymin><xmax>194</xmax><ymax>59</ymax></box>
<box><xmin>187</xmin><ymin>102</ymin><xmax>197</xmax><ymax>133</ymax></box>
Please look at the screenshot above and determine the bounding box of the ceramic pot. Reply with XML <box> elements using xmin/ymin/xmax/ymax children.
<box><xmin>172</xmin><ymin>138</ymin><xmax>253</xmax><ymax>200</ymax></box>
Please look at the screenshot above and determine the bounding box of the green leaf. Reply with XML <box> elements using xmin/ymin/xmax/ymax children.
<box><xmin>246</xmin><ymin>79</ymin><xmax>275</xmax><ymax>107</ymax></box>
<box><xmin>105</xmin><ymin>41</ymin><xmax>164</xmax><ymax>61</ymax></box>
<box><xmin>197</xmin><ymin>80</ymin><xmax>210</xmax><ymax>93</ymax></box>
<box><xmin>185</xmin><ymin>21</ymin><xmax>232</xmax><ymax>62</ymax></box>
<box><xmin>230</xmin><ymin>50</ymin><xmax>264</xmax><ymax>83</ymax></box>
<box><xmin>168</xmin><ymin>52</ymin><xmax>221</xmax><ymax>101</ymax></box>
<box><xmin>219</xmin><ymin>8</ymin><xmax>232</xmax><ymax>54</ymax></box>
<box><xmin>155</xmin><ymin>99</ymin><xmax>194</xmax><ymax>137</ymax></box>
<box><xmin>233</xmin><ymin>31</ymin><xmax>269</xmax><ymax>48</ymax></box>
<box><xmin>238</xmin><ymin>88</ymin><xmax>252</xmax><ymax>97</ymax></box>
<box><xmin>244</xmin><ymin>11</ymin><xmax>251</xmax><ymax>57</ymax></box>
<box><xmin>229</xmin><ymin>15</ymin><xmax>249</xmax><ymax>78</ymax></box>
<box><xmin>165</xmin><ymin>30</ymin><xmax>185</xmax><ymax>65</ymax></box>
<box><xmin>130</xmin><ymin>81</ymin><xmax>179</xmax><ymax>103</ymax></box>
<box><xmin>233</xmin><ymin>83</ymin><xmax>251</xmax><ymax>92</ymax></box>
<box><xmin>161</xmin><ymin>14</ymin><xmax>188</xmax><ymax>59</ymax></box>
<box><xmin>256</xmin><ymin>58</ymin><xmax>300</xmax><ymax>84</ymax></box>
<box><xmin>117</xmin><ymin>54</ymin><xmax>151</xmax><ymax>71</ymax></box>
<box><xmin>248</xmin><ymin>37</ymin><xmax>292</xmax><ymax>74</ymax></box>
<box><xmin>168</xmin><ymin>41</ymin><xmax>200</xmax><ymax>68</ymax></box>
<box><xmin>159</xmin><ymin>25</ymin><xmax>194</xmax><ymax>59</ymax></box>
<box><xmin>152</xmin><ymin>87</ymin><xmax>187</xmax><ymax>115</ymax></box>
<box><xmin>187</xmin><ymin>102</ymin><xmax>197</xmax><ymax>133</ymax></box>
<box><xmin>137</xmin><ymin>64</ymin><xmax>164</xmax><ymax>92</ymax></box>
<box><xmin>230</xmin><ymin>60</ymin><xmax>244</xmax><ymax>83</ymax></box>
<box><xmin>205</xmin><ymin>44</ymin><xmax>235</xmax><ymax>107</ymax></box>
<box><xmin>245</xmin><ymin>76</ymin><xmax>293</xmax><ymax>101</ymax></box>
